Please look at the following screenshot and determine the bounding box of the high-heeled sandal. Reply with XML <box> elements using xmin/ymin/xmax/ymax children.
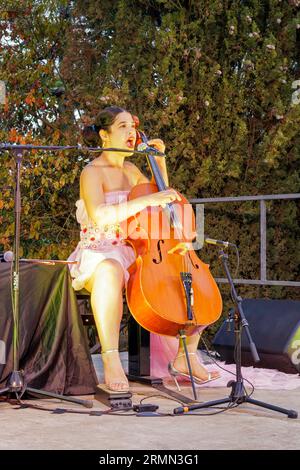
<box><xmin>168</xmin><ymin>352</ymin><xmax>220</xmax><ymax>392</ymax></box>
<box><xmin>101</xmin><ymin>349</ymin><xmax>129</xmax><ymax>392</ymax></box>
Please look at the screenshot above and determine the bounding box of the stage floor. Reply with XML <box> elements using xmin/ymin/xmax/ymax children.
<box><xmin>0</xmin><ymin>353</ymin><xmax>299</xmax><ymax>450</ymax></box>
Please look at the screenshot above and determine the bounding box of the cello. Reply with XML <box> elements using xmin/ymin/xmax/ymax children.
<box><xmin>125</xmin><ymin>134</ymin><xmax>222</xmax><ymax>338</ymax></box>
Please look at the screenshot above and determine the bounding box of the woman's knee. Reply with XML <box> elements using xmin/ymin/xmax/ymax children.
<box><xmin>84</xmin><ymin>259</ymin><xmax>125</xmax><ymax>293</ymax></box>
<box><xmin>96</xmin><ymin>258</ymin><xmax>123</xmax><ymax>275</ymax></box>
<box><xmin>94</xmin><ymin>259</ymin><xmax>124</xmax><ymax>287</ymax></box>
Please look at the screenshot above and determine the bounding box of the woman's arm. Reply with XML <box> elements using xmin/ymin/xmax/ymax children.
<box><xmin>80</xmin><ymin>165</ymin><xmax>179</xmax><ymax>228</ymax></box>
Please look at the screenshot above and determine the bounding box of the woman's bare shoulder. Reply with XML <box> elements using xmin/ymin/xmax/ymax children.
<box><xmin>79</xmin><ymin>163</ymin><xmax>104</xmax><ymax>201</ymax></box>
<box><xmin>82</xmin><ymin>161</ymin><xmax>104</xmax><ymax>171</ymax></box>
<box><xmin>80</xmin><ymin>163</ymin><xmax>104</xmax><ymax>188</ymax></box>
<box><xmin>81</xmin><ymin>162</ymin><xmax>104</xmax><ymax>178</ymax></box>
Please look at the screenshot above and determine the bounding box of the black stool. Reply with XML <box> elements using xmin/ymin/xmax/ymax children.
<box><xmin>75</xmin><ymin>289</ymin><xmax>100</xmax><ymax>354</ymax></box>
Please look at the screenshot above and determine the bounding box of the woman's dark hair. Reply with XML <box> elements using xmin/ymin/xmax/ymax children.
<box><xmin>82</xmin><ymin>106</ymin><xmax>126</xmax><ymax>147</ymax></box>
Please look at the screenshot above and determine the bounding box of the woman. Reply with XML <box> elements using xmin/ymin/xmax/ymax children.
<box><xmin>69</xmin><ymin>106</ymin><xmax>220</xmax><ymax>392</ymax></box>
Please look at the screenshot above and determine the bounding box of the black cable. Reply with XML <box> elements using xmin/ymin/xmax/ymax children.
<box><xmin>177</xmin><ymin>402</ymin><xmax>240</xmax><ymax>416</ymax></box>
<box><xmin>139</xmin><ymin>394</ymin><xmax>185</xmax><ymax>407</ymax></box>
<box><xmin>138</xmin><ymin>394</ymin><xmax>237</xmax><ymax>417</ymax></box>
<box><xmin>201</xmin><ymin>335</ymin><xmax>255</xmax><ymax>393</ymax></box>
<box><xmin>11</xmin><ymin>391</ymin><xmax>239</xmax><ymax>418</ymax></box>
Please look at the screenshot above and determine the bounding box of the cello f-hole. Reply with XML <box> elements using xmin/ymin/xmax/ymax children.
<box><xmin>188</xmin><ymin>251</ymin><xmax>199</xmax><ymax>269</ymax></box>
<box><xmin>152</xmin><ymin>239</ymin><xmax>164</xmax><ymax>264</ymax></box>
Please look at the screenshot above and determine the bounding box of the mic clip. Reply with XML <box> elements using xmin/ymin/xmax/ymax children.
<box><xmin>136</xmin><ymin>130</ymin><xmax>165</xmax><ymax>156</ymax></box>
<box><xmin>136</xmin><ymin>143</ymin><xmax>165</xmax><ymax>156</ymax></box>
<box><xmin>226</xmin><ymin>308</ymin><xmax>234</xmax><ymax>332</ymax></box>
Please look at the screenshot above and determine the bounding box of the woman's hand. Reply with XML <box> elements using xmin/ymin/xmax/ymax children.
<box><xmin>147</xmin><ymin>138</ymin><xmax>166</xmax><ymax>155</ymax></box>
<box><xmin>144</xmin><ymin>189</ymin><xmax>181</xmax><ymax>208</ymax></box>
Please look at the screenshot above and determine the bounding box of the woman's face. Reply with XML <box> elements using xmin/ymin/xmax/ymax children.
<box><xmin>102</xmin><ymin>111</ymin><xmax>136</xmax><ymax>153</ymax></box>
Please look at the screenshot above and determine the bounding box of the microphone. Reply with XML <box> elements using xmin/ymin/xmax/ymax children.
<box><xmin>136</xmin><ymin>142</ymin><xmax>165</xmax><ymax>156</ymax></box>
<box><xmin>204</xmin><ymin>237</ymin><xmax>233</xmax><ymax>248</ymax></box>
<box><xmin>0</xmin><ymin>250</ymin><xmax>14</xmax><ymax>262</ymax></box>
<box><xmin>136</xmin><ymin>131</ymin><xmax>165</xmax><ymax>156</ymax></box>
<box><xmin>0</xmin><ymin>251</ymin><xmax>77</xmax><ymax>265</ymax></box>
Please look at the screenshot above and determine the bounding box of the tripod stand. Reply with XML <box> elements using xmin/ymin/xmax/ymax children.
<box><xmin>0</xmin><ymin>149</ymin><xmax>92</xmax><ymax>409</ymax></box>
<box><xmin>174</xmin><ymin>249</ymin><xmax>298</xmax><ymax>418</ymax></box>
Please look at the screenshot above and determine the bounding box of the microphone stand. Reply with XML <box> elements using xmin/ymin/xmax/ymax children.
<box><xmin>0</xmin><ymin>143</ymin><xmax>165</xmax><ymax>157</ymax></box>
<box><xmin>0</xmin><ymin>146</ymin><xmax>95</xmax><ymax>407</ymax></box>
<box><xmin>173</xmin><ymin>249</ymin><xmax>298</xmax><ymax>418</ymax></box>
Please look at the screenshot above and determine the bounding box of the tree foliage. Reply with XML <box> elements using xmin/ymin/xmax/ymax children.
<box><xmin>1</xmin><ymin>1</ymin><xmax>299</xmax><ymax>315</ymax></box>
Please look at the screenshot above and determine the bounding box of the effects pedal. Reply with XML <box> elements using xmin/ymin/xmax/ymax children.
<box><xmin>95</xmin><ymin>384</ymin><xmax>132</xmax><ymax>410</ymax></box>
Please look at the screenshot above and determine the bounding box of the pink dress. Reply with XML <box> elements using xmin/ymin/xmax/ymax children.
<box><xmin>68</xmin><ymin>190</ymin><xmax>136</xmax><ymax>290</ymax></box>
<box><xmin>68</xmin><ymin>189</ymin><xmax>178</xmax><ymax>377</ymax></box>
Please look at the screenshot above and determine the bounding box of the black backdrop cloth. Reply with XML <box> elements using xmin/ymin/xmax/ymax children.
<box><xmin>0</xmin><ymin>262</ymin><xmax>97</xmax><ymax>395</ymax></box>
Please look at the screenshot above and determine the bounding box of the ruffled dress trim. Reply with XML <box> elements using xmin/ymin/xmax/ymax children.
<box><xmin>68</xmin><ymin>191</ymin><xmax>136</xmax><ymax>290</ymax></box>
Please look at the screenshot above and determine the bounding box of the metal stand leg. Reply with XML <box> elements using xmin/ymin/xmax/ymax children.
<box><xmin>179</xmin><ymin>331</ymin><xmax>197</xmax><ymax>400</ymax></box>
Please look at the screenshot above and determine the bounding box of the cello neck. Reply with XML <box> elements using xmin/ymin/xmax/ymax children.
<box><xmin>147</xmin><ymin>154</ymin><xmax>167</xmax><ymax>191</ymax></box>
<box><xmin>147</xmin><ymin>154</ymin><xmax>181</xmax><ymax>230</ymax></box>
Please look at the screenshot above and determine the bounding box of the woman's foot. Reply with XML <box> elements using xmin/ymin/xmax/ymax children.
<box><xmin>101</xmin><ymin>349</ymin><xmax>129</xmax><ymax>392</ymax></box>
<box><xmin>172</xmin><ymin>352</ymin><xmax>220</xmax><ymax>382</ymax></box>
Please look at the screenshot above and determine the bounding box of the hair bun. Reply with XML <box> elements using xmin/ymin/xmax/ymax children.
<box><xmin>82</xmin><ymin>125</ymin><xmax>100</xmax><ymax>147</ymax></box>
<box><xmin>82</xmin><ymin>106</ymin><xmax>127</xmax><ymax>148</ymax></box>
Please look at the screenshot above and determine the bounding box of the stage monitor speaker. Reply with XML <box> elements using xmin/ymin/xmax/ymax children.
<box><xmin>212</xmin><ymin>299</ymin><xmax>300</xmax><ymax>374</ymax></box>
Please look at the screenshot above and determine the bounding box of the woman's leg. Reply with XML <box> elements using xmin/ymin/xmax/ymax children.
<box><xmin>172</xmin><ymin>333</ymin><xmax>220</xmax><ymax>381</ymax></box>
<box><xmin>85</xmin><ymin>259</ymin><xmax>128</xmax><ymax>391</ymax></box>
